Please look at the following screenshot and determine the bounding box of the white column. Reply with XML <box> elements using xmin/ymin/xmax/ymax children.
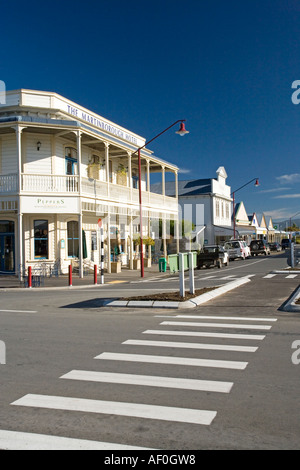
<box><xmin>78</xmin><ymin>213</ymin><xmax>83</xmax><ymax>278</ymax></box>
<box><xmin>77</xmin><ymin>131</ymin><xmax>83</xmax><ymax>278</ymax></box>
<box><xmin>15</xmin><ymin>126</ymin><xmax>24</xmax><ymax>193</ymax></box>
<box><xmin>162</xmin><ymin>165</ymin><xmax>165</xmax><ymax>196</ymax></box>
<box><xmin>15</xmin><ymin>126</ymin><xmax>24</xmax><ymax>280</ymax></box>
<box><xmin>146</xmin><ymin>159</ymin><xmax>150</xmax><ymax>192</ymax></box>
<box><xmin>77</xmin><ymin>131</ymin><xmax>82</xmax><ymax>194</ymax></box>
<box><xmin>175</xmin><ymin>170</ymin><xmax>178</xmax><ymax>199</ymax></box>
<box><xmin>107</xmin><ymin>209</ymin><xmax>111</xmax><ymax>273</ymax></box>
<box><xmin>129</xmin><ymin>214</ymin><xmax>133</xmax><ymax>269</ymax></box>
<box><xmin>105</xmin><ymin>142</ymin><xmax>110</xmax><ymax>197</ymax></box>
<box><xmin>127</xmin><ymin>151</ymin><xmax>132</xmax><ymax>202</ymax></box>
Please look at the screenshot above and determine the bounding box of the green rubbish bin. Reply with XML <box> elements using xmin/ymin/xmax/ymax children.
<box><xmin>158</xmin><ymin>257</ymin><xmax>167</xmax><ymax>272</ymax></box>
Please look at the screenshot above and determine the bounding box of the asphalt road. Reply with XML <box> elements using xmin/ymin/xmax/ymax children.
<box><xmin>0</xmin><ymin>252</ymin><xmax>299</xmax><ymax>451</ymax></box>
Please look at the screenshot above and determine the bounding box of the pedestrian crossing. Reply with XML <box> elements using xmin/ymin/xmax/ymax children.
<box><xmin>263</xmin><ymin>273</ymin><xmax>299</xmax><ymax>279</ymax></box>
<box><xmin>6</xmin><ymin>311</ymin><xmax>278</xmax><ymax>449</ymax></box>
<box><xmin>131</xmin><ymin>272</ymin><xmax>299</xmax><ymax>285</ymax></box>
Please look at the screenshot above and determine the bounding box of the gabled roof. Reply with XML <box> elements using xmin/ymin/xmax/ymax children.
<box><xmin>248</xmin><ymin>212</ymin><xmax>259</xmax><ymax>227</ymax></box>
<box><xmin>256</xmin><ymin>213</ymin><xmax>268</xmax><ymax>228</ymax></box>
<box><xmin>265</xmin><ymin>215</ymin><xmax>275</xmax><ymax>230</ymax></box>
<box><xmin>151</xmin><ymin>178</ymin><xmax>212</xmax><ymax>197</ymax></box>
<box><xmin>235</xmin><ymin>201</ymin><xmax>250</xmax><ymax>224</ymax></box>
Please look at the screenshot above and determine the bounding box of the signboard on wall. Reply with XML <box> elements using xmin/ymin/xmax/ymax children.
<box><xmin>20</xmin><ymin>196</ymin><xmax>80</xmax><ymax>214</ymax></box>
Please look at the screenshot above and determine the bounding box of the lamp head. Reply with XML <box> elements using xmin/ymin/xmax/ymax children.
<box><xmin>176</xmin><ymin>121</ymin><xmax>189</xmax><ymax>136</ymax></box>
<box><xmin>254</xmin><ymin>178</ymin><xmax>259</xmax><ymax>187</ymax></box>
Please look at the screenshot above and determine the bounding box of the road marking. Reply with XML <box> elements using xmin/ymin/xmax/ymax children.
<box><xmin>143</xmin><ymin>329</ymin><xmax>266</xmax><ymax>340</ymax></box>
<box><xmin>107</xmin><ymin>280</ymin><xmax>127</xmax><ymax>284</ymax></box>
<box><xmin>61</xmin><ymin>370</ymin><xmax>234</xmax><ymax>393</ymax></box>
<box><xmin>95</xmin><ymin>352</ymin><xmax>248</xmax><ymax>370</ymax></box>
<box><xmin>263</xmin><ymin>274</ymin><xmax>276</xmax><ymax>278</ymax></box>
<box><xmin>286</xmin><ymin>274</ymin><xmax>297</xmax><ymax>278</ymax></box>
<box><xmin>196</xmin><ymin>275</ymin><xmax>217</xmax><ymax>280</ymax></box>
<box><xmin>0</xmin><ymin>309</ymin><xmax>38</xmax><ymax>313</ymax></box>
<box><xmin>167</xmin><ymin>315</ymin><xmax>277</xmax><ymax>322</ymax></box>
<box><xmin>0</xmin><ymin>429</ymin><xmax>152</xmax><ymax>450</ymax></box>
<box><xmin>159</xmin><ymin>319</ymin><xmax>273</xmax><ymax>330</ymax></box>
<box><xmin>11</xmin><ymin>394</ymin><xmax>217</xmax><ymax>426</ymax></box>
<box><xmin>219</xmin><ymin>275</ymin><xmax>237</xmax><ymax>279</ymax></box>
<box><xmin>160</xmin><ymin>321</ymin><xmax>272</xmax><ymax>330</ymax></box>
<box><xmin>123</xmin><ymin>339</ymin><xmax>258</xmax><ymax>353</ymax></box>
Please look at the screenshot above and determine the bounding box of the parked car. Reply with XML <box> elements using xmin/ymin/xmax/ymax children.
<box><xmin>197</xmin><ymin>245</ymin><xmax>229</xmax><ymax>269</ymax></box>
<box><xmin>224</xmin><ymin>240</ymin><xmax>247</xmax><ymax>260</ymax></box>
<box><xmin>241</xmin><ymin>240</ymin><xmax>251</xmax><ymax>258</ymax></box>
<box><xmin>269</xmin><ymin>242</ymin><xmax>281</xmax><ymax>252</ymax></box>
<box><xmin>281</xmin><ymin>238</ymin><xmax>291</xmax><ymax>250</ymax></box>
<box><xmin>250</xmin><ymin>239</ymin><xmax>271</xmax><ymax>256</ymax></box>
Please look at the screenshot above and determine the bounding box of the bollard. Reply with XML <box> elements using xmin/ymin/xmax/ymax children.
<box><xmin>179</xmin><ymin>253</ymin><xmax>185</xmax><ymax>298</ymax></box>
<box><xmin>188</xmin><ymin>252</ymin><xmax>195</xmax><ymax>295</ymax></box>
<box><xmin>94</xmin><ymin>264</ymin><xmax>97</xmax><ymax>285</ymax></box>
<box><xmin>69</xmin><ymin>264</ymin><xmax>72</xmax><ymax>286</ymax></box>
<box><xmin>28</xmin><ymin>266</ymin><xmax>32</xmax><ymax>288</ymax></box>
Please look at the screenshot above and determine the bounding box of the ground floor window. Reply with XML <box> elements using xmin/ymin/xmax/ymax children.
<box><xmin>67</xmin><ymin>221</ymin><xmax>79</xmax><ymax>257</ymax></box>
<box><xmin>34</xmin><ymin>220</ymin><xmax>48</xmax><ymax>259</ymax></box>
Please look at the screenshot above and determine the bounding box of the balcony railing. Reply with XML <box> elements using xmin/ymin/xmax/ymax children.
<box><xmin>22</xmin><ymin>174</ymin><xmax>79</xmax><ymax>193</ymax></box>
<box><xmin>0</xmin><ymin>174</ymin><xmax>18</xmax><ymax>193</ymax></box>
<box><xmin>0</xmin><ymin>173</ymin><xmax>177</xmax><ymax>212</ymax></box>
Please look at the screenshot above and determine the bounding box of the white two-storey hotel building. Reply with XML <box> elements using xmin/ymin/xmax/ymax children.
<box><xmin>0</xmin><ymin>89</ymin><xmax>179</xmax><ymax>277</ymax></box>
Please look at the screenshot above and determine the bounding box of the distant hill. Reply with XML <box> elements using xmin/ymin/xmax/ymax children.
<box><xmin>274</xmin><ymin>219</ymin><xmax>300</xmax><ymax>231</ymax></box>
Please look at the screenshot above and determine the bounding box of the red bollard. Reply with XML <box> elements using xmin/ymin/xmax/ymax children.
<box><xmin>69</xmin><ymin>264</ymin><xmax>72</xmax><ymax>286</ymax></box>
<box><xmin>94</xmin><ymin>264</ymin><xmax>97</xmax><ymax>285</ymax></box>
<box><xmin>28</xmin><ymin>266</ymin><xmax>32</xmax><ymax>288</ymax></box>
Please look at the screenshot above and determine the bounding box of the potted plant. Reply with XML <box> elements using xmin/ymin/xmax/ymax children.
<box><xmin>116</xmin><ymin>164</ymin><xmax>128</xmax><ymax>186</ymax></box>
<box><xmin>133</xmin><ymin>235</ymin><xmax>155</xmax><ymax>268</ymax></box>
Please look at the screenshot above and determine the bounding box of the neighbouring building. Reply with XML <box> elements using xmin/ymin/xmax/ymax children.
<box><xmin>0</xmin><ymin>89</ymin><xmax>179</xmax><ymax>277</ymax></box>
<box><xmin>151</xmin><ymin>166</ymin><xmax>233</xmax><ymax>248</ymax></box>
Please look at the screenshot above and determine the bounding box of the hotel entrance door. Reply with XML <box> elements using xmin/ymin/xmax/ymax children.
<box><xmin>0</xmin><ymin>221</ymin><xmax>15</xmax><ymax>274</ymax></box>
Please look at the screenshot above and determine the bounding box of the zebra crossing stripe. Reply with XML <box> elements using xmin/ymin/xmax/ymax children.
<box><xmin>169</xmin><ymin>315</ymin><xmax>277</xmax><ymax>322</ymax></box>
<box><xmin>0</xmin><ymin>429</ymin><xmax>152</xmax><ymax>450</ymax></box>
<box><xmin>286</xmin><ymin>274</ymin><xmax>297</xmax><ymax>278</ymax></box>
<box><xmin>160</xmin><ymin>321</ymin><xmax>272</xmax><ymax>330</ymax></box>
<box><xmin>263</xmin><ymin>274</ymin><xmax>276</xmax><ymax>278</ymax></box>
<box><xmin>95</xmin><ymin>352</ymin><xmax>248</xmax><ymax>370</ymax></box>
<box><xmin>11</xmin><ymin>394</ymin><xmax>217</xmax><ymax>426</ymax></box>
<box><xmin>61</xmin><ymin>370</ymin><xmax>234</xmax><ymax>393</ymax></box>
<box><xmin>123</xmin><ymin>339</ymin><xmax>258</xmax><ymax>353</ymax></box>
<box><xmin>143</xmin><ymin>329</ymin><xmax>266</xmax><ymax>340</ymax></box>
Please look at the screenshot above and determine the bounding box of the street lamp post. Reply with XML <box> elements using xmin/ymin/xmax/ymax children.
<box><xmin>132</xmin><ymin>120</ymin><xmax>189</xmax><ymax>277</ymax></box>
<box><xmin>231</xmin><ymin>178</ymin><xmax>259</xmax><ymax>239</ymax></box>
<box><xmin>289</xmin><ymin>211</ymin><xmax>300</xmax><ymax>239</ymax></box>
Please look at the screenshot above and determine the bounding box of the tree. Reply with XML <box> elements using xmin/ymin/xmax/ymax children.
<box><xmin>158</xmin><ymin>219</ymin><xmax>195</xmax><ymax>238</ymax></box>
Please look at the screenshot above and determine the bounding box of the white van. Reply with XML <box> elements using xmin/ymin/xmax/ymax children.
<box><xmin>224</xmin><ymin>240</ymin><xmax>248</xmax><ymax>260</ymax></box>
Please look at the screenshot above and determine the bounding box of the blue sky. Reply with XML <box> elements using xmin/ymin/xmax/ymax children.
<box><xmin>1</xmin><ymin>0</ymin><xmax>300</xmax><ymax>221</ymax></box>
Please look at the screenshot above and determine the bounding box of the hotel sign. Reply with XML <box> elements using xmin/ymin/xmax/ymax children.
<box><xmin>21</xmin><ymin>196</ymin><xmax>80</xmax><ymax>214</ymax></box>
<box><xmin>65</xmin><ymin>104</ymin><xmax>145</xmax><ymax>147</ymax></box>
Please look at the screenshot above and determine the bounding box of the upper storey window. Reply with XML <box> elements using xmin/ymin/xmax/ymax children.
<box><xmin>65</xmin><ymin>147</ymin><xmax>78</xmax><ymax>175</ymax></box>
